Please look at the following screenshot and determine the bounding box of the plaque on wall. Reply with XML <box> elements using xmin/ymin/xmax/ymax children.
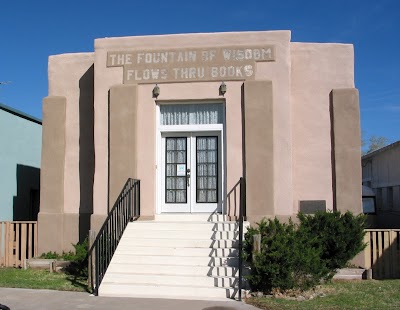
<box><xmin>299</xmin><ymin>200</ymin><xmax>327</xmax><ymax>214</ymax></box>
<box><xmin>106</xmin><ymin>45</ymin><xmax>276</xmax><ymax>84</ymax></box>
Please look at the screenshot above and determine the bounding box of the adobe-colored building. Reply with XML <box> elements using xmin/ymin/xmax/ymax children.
<box><xmin>38</xmin><ymin>31</ymin><xmax>364</xmax><ymax>299</ymax></box>
<box><xmin>39</xmin><ymin>30</ymin><xmax>362</xmax><ymax>254</ymax></box>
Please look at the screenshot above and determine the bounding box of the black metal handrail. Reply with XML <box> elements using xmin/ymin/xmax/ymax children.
<box><xmin>238</xmin><ymin>177</ymin><xmax>246</xmax><ymax>301</ymax></box>
<box><xmin>88</xmin><ymin>178</ymin><xmax>140</xmax><ymax>295</ymax></box>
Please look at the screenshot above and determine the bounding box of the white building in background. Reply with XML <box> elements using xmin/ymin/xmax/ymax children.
<box><xmin>362</xmin><ymin>141</ymin><xmax>400</xmax><ymax>228</ymax></box>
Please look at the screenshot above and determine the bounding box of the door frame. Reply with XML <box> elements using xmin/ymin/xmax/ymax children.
<box><xmin>156</xmin><ymin>102</ymin><xmax>226</xmax><ymax>214</ymax></box>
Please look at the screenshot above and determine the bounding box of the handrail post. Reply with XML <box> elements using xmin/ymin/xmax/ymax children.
<box><xmin>88</xmin><ymin>230</ymin><xmax>96</xmax><ymax>290</ymax></box>
<box><xmin>95</xmin><ymin>243</ymin><xmax>99</xmax><ymax>295</ymax></box>
<box><xmin>133</xmin><ymin>179</ymin><xmax>136</xmax><ymax>219</ymax></box>
<box><xmin>238</xmin><ymin>177</ymin><xmax>245</xmax><ymax>301</ymax></box>
<box><xmin>137</xmin><ymin>180</ymin><xmax>140</xmax><ymax>217</ymax></box>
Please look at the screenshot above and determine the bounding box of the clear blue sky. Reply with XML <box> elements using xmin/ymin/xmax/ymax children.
<box><xmin>1</xmin><ymin>0</ymin><xmax>399</xmax><ymax>144</ymax></box>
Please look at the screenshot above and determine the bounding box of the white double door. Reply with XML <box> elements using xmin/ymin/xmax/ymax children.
<box><xmin>161</xmin><ymin>131</ymin><xmax>222</xmax><ymax>213</ymax></box>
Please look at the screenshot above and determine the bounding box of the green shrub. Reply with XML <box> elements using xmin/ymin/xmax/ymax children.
<box><xmin>40</xmin><ymin>251</ymin><xmax>62</xmax><ymax>259</ymax></box>
<box><xmin>244</xmin><ymin>218</ymin><xmax>328</xmax><ymax>292</ymax></box>
<box><xmin>65</xmin><ymin>238</ymin><xmax>89</xmax><ymax>277</ymax></box>
<box><xmin>298</xmin><ymin>211</ymin><xmax>367</xmax><ymax>275</ymax></box>
<box><xmin>244</xmin><ymin>211</ymin><xmax>367</xmax><ymax>293</ymax></box>
<box><xmin>39</xmin><ymin>239</ymin><xmax>89</xmax><ymax>278</ymax></box>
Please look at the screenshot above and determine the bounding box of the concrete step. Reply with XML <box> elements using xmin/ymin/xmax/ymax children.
<box><xmin>128</xmin><ymin>221</ymin><xmax>242</xmax><ymax>231</ymax></box>
<box><xmin>154</xmin><ymin>214</ymin><xmax>227</xmax><ymax>222</ymax></box>
<box><xmin>123</xmin><ymin>229</ymin><xmax>239</xmax><ymax>240</ymax></box>
<box><xmin>115</xmin><ymin>246</ymin><xmax>239</xmax><ymax>257</ymax></box>
<box><xmin>117</xmin><ymin>238</ymin><xmax>239</xmax><ymax>248</ymax></box>
<box><xmin>102</xmin><ymin>273</ymin><xmax>238</xmax><ymax>288</ymax></box>
<box><xmin>99</xmin><ymin>214</ymin><xmax>247</xmax><ymax>300</ymax></box>
<box><xmin>333</xmin><ymin>268</ymin><xmax>366</xmax><ymax>280</ymax></box>
<box><xmin>106</xmin><ymin>263</ymin><xmax>240</xmax><ymax>277</ymax></box>
<box><xmin>111</xmin><ymin>254</ymin><xmax>239</xmax><ymax>267</ymax></box>
<box><xmin>98</xmin><ymin>282</ymin><xmax>238</xmax><ymax>300</ymax></box>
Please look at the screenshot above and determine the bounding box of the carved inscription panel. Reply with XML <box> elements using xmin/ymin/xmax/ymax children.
<box><xmin>107</xmin><ymin>46</ymin><xmax>275</xmax><ymax>84</ymax></box>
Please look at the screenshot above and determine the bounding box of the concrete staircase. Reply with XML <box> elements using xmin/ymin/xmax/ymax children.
<box><xmin>98</xmin><ymin>214</ymin><xmax>248</xmax><ymax>300</ymax></box>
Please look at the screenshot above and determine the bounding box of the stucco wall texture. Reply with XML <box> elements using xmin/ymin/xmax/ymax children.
<box><xmin>291</xmin><ymin>43</ymin><xmax>355</xmax><ymax>212</ymax></box>
<box><xmin>0</xmin><ymin>108</ymin><xmax>42</xmax><ymax>221</ymax></box>
<box><xmin>38</xmin><ymin>30</ymin><xmax>362</xmax><ymax>253</ymax></box>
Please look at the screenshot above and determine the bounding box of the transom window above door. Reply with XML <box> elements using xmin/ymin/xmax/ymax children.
<box><xmin>160</xmin><ymin>103</ymin><xmax>223</xmax><ymax>125</ymax></box>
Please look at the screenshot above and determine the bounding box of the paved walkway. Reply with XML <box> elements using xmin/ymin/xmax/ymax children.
<box><xmin>0</xmin><ymin>288</ymin><xmax>258</xmax><ymax>310</ymax></box>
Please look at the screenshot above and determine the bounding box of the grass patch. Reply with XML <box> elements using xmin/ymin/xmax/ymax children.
<box><xmin>0</xmin><ymin>268</ymin><xmax>88</xmax><ymax>292</ymax></box>
<box><xmin>246</xmin><ymin>280</ymin><xmax>400</xmax><ymax>310</ymax></box>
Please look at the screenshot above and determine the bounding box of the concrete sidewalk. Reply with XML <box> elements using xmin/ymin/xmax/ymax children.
<box><xmin>0</xmin><ymin>288</ymin><xmax>258</xmax><ymax>310</ymax></box>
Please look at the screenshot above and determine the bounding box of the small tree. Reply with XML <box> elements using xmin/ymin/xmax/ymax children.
<box><xmin>363</xmin><ymin>135</ymin><xmax>389</xmax><ymax>155</ymax></box>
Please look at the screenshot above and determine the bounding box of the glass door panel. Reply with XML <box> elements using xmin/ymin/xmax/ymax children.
<box><xmin>161</xmin><ymin>135</ymin><xmax>190</xmax><ymax>212</ymax></box>
<box><xmin>196</xmin><ymin>137</ymin><xmax>218</xmax><ymax>203</ymax></box>
<box><xmin>190</xmin><ymin>133</ymin><xmax>221</xmax><ymax>213</ymax></box>
<box><xmin>165</xmin><ymin>137</ymin><xmax>187</xmax><ymax>203</ymax></box>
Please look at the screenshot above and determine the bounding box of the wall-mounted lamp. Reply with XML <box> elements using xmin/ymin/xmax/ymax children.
<box><xmin>152</xmin><ymin>84</ymin><xmax>160</xmax><ymax>98</ymax></box>
<box><xmin>219</xmin><ymin>81</ymin><xmax>227</xmax><ymax>96</ymax></box>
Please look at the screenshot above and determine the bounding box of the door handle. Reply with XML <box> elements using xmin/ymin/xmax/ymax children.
<box><xmin>186</xmin><ymin>168</ymin><xmax>190</xmax><ymax>187</ymax></box>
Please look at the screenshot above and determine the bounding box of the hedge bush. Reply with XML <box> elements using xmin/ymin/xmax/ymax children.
<box><xmin>243</xmin><ymin>211</ymin><xmax>367</xmax><ymax>293</ymax></box>
<box><xmin>64</xmin><ymin>238</ymin><xmax>89</xmax><ymax>277</ymax></box>
<box><xmin>298</xmin><ymin>211</ymin><xmax>367</xmax><ymax>272</ymax></box>
<box><xmin>40</xmin><ymin>238</ymin><xmax>89</xmax><ymax>277</ymax></box>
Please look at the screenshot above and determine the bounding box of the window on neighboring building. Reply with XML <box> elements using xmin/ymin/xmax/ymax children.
<box><xmin>362</xmin><ymin>197</ymin><xmax>376</xmax><ymax>214</ymax></box>
<box><xmin>363</xmin><ymin>181</ymin><xmax>372</xmax><ymax>187</ymax></box>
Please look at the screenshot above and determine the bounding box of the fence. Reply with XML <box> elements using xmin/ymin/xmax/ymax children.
<box><xmin>364</xmin><ymin>229</ymin><xmax>400</xmax><ymax>279</ymax></box>
<box><xmin>0</xmin><ymin>221</ymin><xmax>38</xmax><ymax>267</ymax></box>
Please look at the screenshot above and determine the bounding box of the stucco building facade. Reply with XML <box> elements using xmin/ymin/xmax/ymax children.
<box><xmin>0</xmin><ymin>103</ymin><xmax>42</xmax><ymax>222</ymax></box>
<box><xmin>38</xmin><ymin>31</ymin><xmax>362</xmax><ymax>253</ymax></box>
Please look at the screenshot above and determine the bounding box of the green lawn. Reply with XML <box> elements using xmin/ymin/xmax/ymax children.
<box><xmin>0</xmin><ymin>268</ymin><xmax>88</xmax><ymax>292</ymax></box>
<box><xmin>1</xmin><ymin>268</ymin><xmax>399</xmax><ymax>309</ymax></box>
<box><xmin>246</xmin><ymin>280</ymin><xmax>400</xmax><ymax>310</ymax></box>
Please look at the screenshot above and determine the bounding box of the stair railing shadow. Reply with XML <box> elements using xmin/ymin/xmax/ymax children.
<box><xmin>226</xmin><ymin>179</ymin><xmax>241</xmax><ymax>219</ymax></box>
<box><xmin>65</xmin><ymin>274</ymin><xmax>91</xmax><ymax>293</ymax></box>
<box><xmin>206</xmin><ymin>178</ymin><xmax>245</xmax><ymax>300</ymax></box>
